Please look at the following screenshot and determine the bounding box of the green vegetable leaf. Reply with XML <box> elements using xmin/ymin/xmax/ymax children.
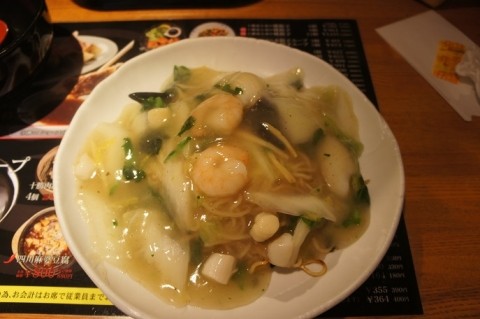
<box><xmin>342</xmin><ymin>209</ymin><xmax>361</xmax><ymax>227</ymax></box>
<box><xmin>108</xmin><ymin>182</ymin><xmax>120</xmax><ymax>196</ymax></box>
<box><xmin>174</xmin><ymin>65</ymin><xmax>191</xmax><ymax>82</ymax></box>
<box><xmin>198</xmin><ymin>218</ymin><xmax>221</xmax><ymax>246</ymax></box>
<box><xmin>351</xmin><ymin>173</ymin><xmax>370</xmax><ymax>204</ymax></box>
<box><xmin>231</xmin><ymin>261</ymin><xmax>248</xmax><ymax>289</ymax></box>
<box><xmin>301</xmin><ymin>213</ymin><xmax>326</xmax><ymax>229</ymax></box>
<box><xmin>122</xmin><ymin>138</ymin><xmax>146</xmax><ymax>182</ymax></box>
<box><xmin>324</xmin><ymin>117</ymin><xmax>363</xmax><ymax>156</ymax></box>
<box><xmin>142</xmin><ymin>96</ymin><xmax>165</xmax><ymax>110</ymax></box>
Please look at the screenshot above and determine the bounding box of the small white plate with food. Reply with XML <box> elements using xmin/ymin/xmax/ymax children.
<box><xmin>75</xmin><ymin>35</ymin><xmax>118</xmax><ymax>74</ymax></box>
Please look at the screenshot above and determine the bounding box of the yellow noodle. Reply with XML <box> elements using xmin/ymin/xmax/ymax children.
<box><xmin>261</xmin><ymin>122</ymin><xmax>298</xmax><ymax>158</ymax></box>
<box><xmin>267</xmin><ymin>151</ymin><xmax>296</xmax><ymax>183</ymax></box>
<box><xmin>234</xmin><ymin>130</ymin><xmax>290</xmax><ymax>160</ymax></box>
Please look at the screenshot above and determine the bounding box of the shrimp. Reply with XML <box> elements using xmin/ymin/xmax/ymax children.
<box><xmin>191</xmin><ymin>144</ymin><xmax>249</xmax><ymax>197</ymax></box>
<box><xmin>190</xmin><ymin>93</ymin><xmax>243</xmax><ymax>137</ymax></box>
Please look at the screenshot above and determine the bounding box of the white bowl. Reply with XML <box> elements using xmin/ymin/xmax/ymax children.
<box><xmin>53</xmin><ymin>37</ymin><xmax>404</xmax><ymax>319</ymax></box>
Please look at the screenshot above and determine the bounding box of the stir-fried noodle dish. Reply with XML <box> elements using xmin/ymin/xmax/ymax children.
<box><xmin>74</xmin><ymin>66</ymin><xmax>371</xmax><ymax>309</ymax></box>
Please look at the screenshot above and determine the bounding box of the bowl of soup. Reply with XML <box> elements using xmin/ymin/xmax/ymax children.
<box><xmin>53</xmin><ymin>37</ymin><xmax>404</xmax><ymax>319</ymax></box>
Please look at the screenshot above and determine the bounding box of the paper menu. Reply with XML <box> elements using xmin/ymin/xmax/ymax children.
<box><xmin>377</xmin><ymin>10</ymin><xmax>480</xmax><ymax>121</ymax></box>
<box><xmin>0</xmin><ymin>19</ymin><xmax>423</xmax><ymax>317</ymax></box>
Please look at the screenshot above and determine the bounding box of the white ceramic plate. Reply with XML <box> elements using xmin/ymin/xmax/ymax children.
<box><xmin>78</xmin><ymin>35</ymin><xmax>118</xmax><ymax>74</ymax></box>
<box><xmin>54</xmin><ymin>37</ymin><xmax>404</xmax><ymax>319</ymax></box>
<box><xmin>189</xmin><ymin>22</ymin><xmax>235</xmax><ymax>38</ymax></box>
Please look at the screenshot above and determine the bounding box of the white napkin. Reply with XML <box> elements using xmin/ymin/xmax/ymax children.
<box><xmin>376</xmin><ymin>10</ymin><xmax>480</xmax><ymax>121</ymax></box>
<box><xmin>456</xmin><ymin>45</ymin><xmax>480</xmax><ymax>100</ymax></box>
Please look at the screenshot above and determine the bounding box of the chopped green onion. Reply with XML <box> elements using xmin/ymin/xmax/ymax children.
<box><xmin>177</xmin><ymin>116</ymin><xmax>196</xmax><ymax>136</ymax></box>
<box><xmin>164</xmin><ymin>136</ymin><xmax>192</xmax><ymax>162</ymax></box>
<box><xmin>215</xmin><ymin>82</ymin><xmax>243</xmax><ymax>95</ymax></box>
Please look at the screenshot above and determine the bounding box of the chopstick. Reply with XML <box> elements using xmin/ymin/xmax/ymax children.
<box><xmin>98</xmin><ymin>40</ymin><xmax>135</xmax><ymax>71</ymax></box>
